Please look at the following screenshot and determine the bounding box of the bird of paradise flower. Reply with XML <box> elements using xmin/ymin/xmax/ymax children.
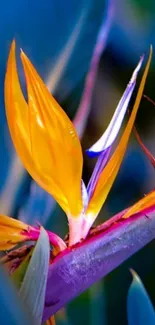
<box><xmin>1</xmin><ymin>41</ymin><xmax>155</xmax><ymax>322</ymax></box>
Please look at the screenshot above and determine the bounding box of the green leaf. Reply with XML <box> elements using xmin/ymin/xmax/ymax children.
<box><xmin>127</xmin><ymin>270</ymin><xmax>155</xmax><ymax>325</ymax></box>
<box><xmin>20</xmin><ymin>228</ymin><xmax>50</xmax><ymax>324</ymax></box>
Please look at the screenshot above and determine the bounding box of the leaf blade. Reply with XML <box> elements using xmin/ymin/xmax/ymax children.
<box><xmin>20</xmin><ymin>227</ymin><xmax>50</xmax><ymax>325</ymax></box>
<box><xmin>127</xmin><ymin>270</ymin><xmax>155</xmax><ymax>325</ymax></box>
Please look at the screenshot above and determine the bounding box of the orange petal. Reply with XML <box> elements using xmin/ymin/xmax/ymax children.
<box><xmin>5</xmin><ymin>41</ymin><xmax>83</xmax><ymax>217</ymax></box>
<box><xmin>4</xmin><ymin>41</ymin><xmax>45</xmax><ymax>197</ymax></box>
<box><xmin>86</xmin><ymin>46</ymin><xmax>152</xmax><ymax>219</ymax></box>
<box><xmin>46</xmin><ymin>316</ymin><xmax>56</xmax><ymax>325</ymax></box>
<box><xmin>0</xmin><ymin>215</ymin><xmax>29</xmax><ymax>250</ymax></box>
<box><xmin>122</xmin><ymin>190</ymin><xmax>155</xmax><ymax>219</ymax></box>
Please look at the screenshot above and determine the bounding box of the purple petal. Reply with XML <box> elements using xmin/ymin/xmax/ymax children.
<box><xmin>43</xmin><ymin>209</ymin><xmax>155</xmax><ymax>321</ymax></box>
<box><xmin>87</xmin><ymin>55</ymin><xmax>144</xmax><ymax>157</ymax></box>
<box><xmin>74</xmin><ymin>0</ymin><xmax>114</xmax><ymax>138</ymax></box>
<box><xmin>87</xmin><ymin>146</ymin><xmax>111</xmax><ymax>200</ymax></box>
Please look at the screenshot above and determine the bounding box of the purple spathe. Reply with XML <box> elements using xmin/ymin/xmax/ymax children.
<box><xmin>43</xmin><ymin>210</ymin><xmax>155</xmax><ymax>321</ymax></box>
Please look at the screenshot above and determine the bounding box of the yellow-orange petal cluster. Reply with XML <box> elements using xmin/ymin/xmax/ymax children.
<box><xmin>5</xmin><ymin>41</ymin><xmax>83</xmax><ymax>217</ymax></box>
<box><xmin>0</xmin><ymin>215</ymin><xmax>29</xmax><ymax>250</ymax></box>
